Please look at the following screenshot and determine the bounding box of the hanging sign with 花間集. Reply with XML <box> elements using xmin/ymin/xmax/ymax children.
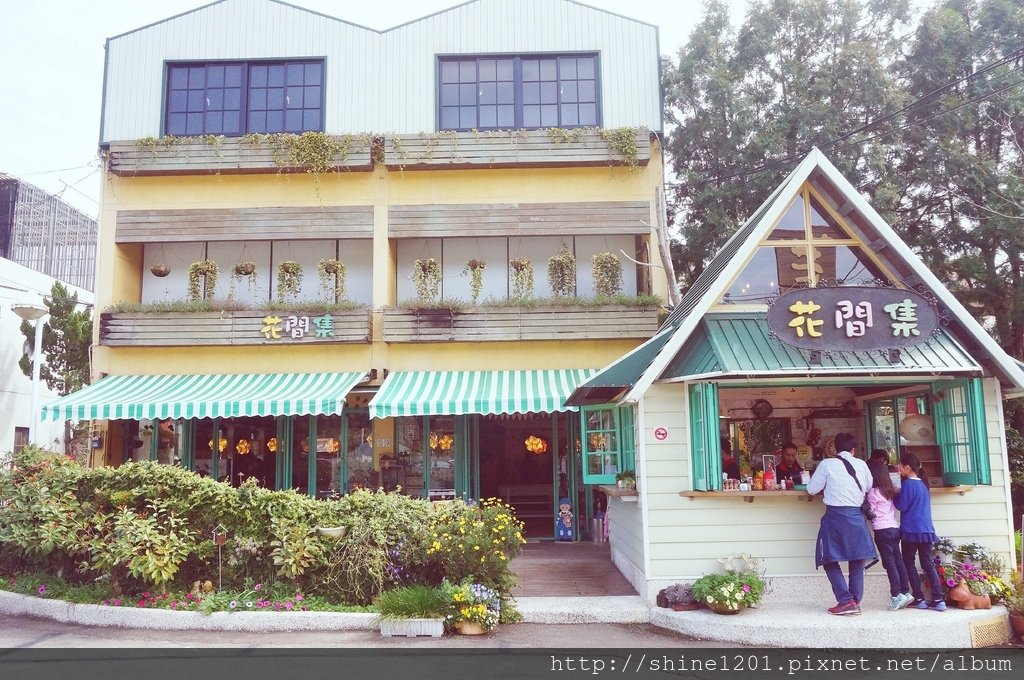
<box><xmin>766</xmin><ymin>286</ymin><xmax>939</xmax><ymax>352</ymax></box>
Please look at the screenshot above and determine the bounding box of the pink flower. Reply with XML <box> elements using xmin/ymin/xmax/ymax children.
<box><xmin>113</xmin><ymin>598</ymin><xmax>121</xmax><ymax>606</ymax></box>
<box><xmin>37</xmin><ymin>585</ymin><xmax>47</xmax><ymax>595</ymax></box>
<box><xmin>254</xmin><ymin>584</ymin><xmax>262</xmax><ymax>591</ymax></box>
<box><xmin>284</xmin><ymin>601</ymin><xmax>294</xmax><ymax>610</ymax></box>
<box><xmin>294</xmin><ymin>593</ymin><xmax>303</xmax><ymax>602</ymax></box>
<box><xmin>137</xmin><ymin>600</ymin><xmax>146</xmax><ymax>607</ymax></box>
<box><xmin>742</xmin><ymin>584</ymin><xmax>750</xmax><ymax>593</ymax></box>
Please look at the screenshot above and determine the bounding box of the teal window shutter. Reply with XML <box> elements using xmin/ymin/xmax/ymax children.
<box><xmin>967</xmin><ymin>378</ymin><xmax>991</xmax><ymax>484</ymax></box>
<box><xmin>933</xmin><ymin>379</ymin><xmax>986</xmax><ymax>485</ymax></box>
<box><xmin>581</xmin><ymin>405</ymin><xmax>620</xmax><ymax>485</ymax></box>
<box><xmin>618</xmin><ymin>405</ymin><xmax>635</xmax><ymax>473</ymax></box>
<box><xmin>689</xmin><ymin>382</ymin><xmax>721</xmax><ymax>490</ymax></box>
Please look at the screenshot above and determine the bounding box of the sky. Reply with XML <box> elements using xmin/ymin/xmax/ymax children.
<box><xmin>0</xmin><ymin>0</ymin><xmax>737</xmax><ymax>218</ymax></box>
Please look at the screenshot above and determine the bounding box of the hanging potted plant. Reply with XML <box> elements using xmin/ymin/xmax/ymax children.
<box><xmin>592</xmin><ymin>252</ymin><xmax>623</xmax><ymax>298</ymax></box>
<box><xmin>509</xmin><ymin>257</ymin><xmax>534</xmax><ymax>299</ymax></box>
<box><xmin>228</xmin><ymin>261</ymin><xmax>257</xmax><ymax>300</ymax></box>
<box><xmin>317</xmin><ymin>258</ymin><xmax>347</xmax><ymax>302</ymax></box>
<box><xmin>547</xmin><ymin>243</ymin><xmax>576</xmax><ymax>298</ymax></box>
<box><xmin>463</xmin><ymin>258</ymin><xmax>486</xmax><ymax>304</ymax></box>
<box><xmin>276</xmin><ymin>260</ymin><xmax>303</xmax><ymax>303</ymax></box>
<box><xmin>413</xmin><ymin>257</ymin><xmax>441</xmax><ymax>302</ymax></box>
<box><xmin>187</xmin><ymin>260</ymin><xmax>218</xmax><ymax>301</ymax></box>
<box><xmin>150</xmin><ymin>263</ymin><xmax>171</xmax><ymax>278</ymax></box>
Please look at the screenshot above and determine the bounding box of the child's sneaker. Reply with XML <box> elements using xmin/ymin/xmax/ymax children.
<box><xmin>828</xmin><ymin>601</ymin><xmax>861</xmax><ymax>616</ymax></box>
<box><xmin>929</xmin><ymin>600</ymin><xmax>947</xmax><ymax>612</ymax></box>
<box><xmin>914</xmin><ymin>599</ymin><xmax>929</xmax><ymax>609</ymax></box>
<box><xmin>888</xmin><ymin>595</ymin><xmax>901</xmax><ymax>610</ymax></box>
<box><xmin>895</xmin><ymin>593</ymin><xmax>914</xmax><ymax>610</ymax></box>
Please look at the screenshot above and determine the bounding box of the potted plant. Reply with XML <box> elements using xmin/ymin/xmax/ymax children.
<box><xmin>592</xmin><ymin>252</ymin><xmax>623</xmax><ymax>298</ymax></box>
<box><xmin>547</xmin><ymin>243</ymin><xmax>576</xmax><ymax>298</ymax></box>
<box><xmin>509</xmin><ymin>257</ymin><xmax>534</xmax><ymax>299</ymax></box>
<box><xmin>615</xmin><ymin>469</ymin><xmax>636</xmax><ymax>490</ymax></box>
<box><xmin>228</xmin><ymin>261</ymin><xmax>257</xmax><ymax>300</ymax></box>
<box><xmin>276</xmin><ymin>260</ymin><xmax>303</xmax><ymax>303</ymax></box>
<box><xmin>463</xmin><ymin>259</ymin><xmax>486</xmax><ymax>304</ymax></box>
<box><xmin>150</xmin><ymin>263</ymin><xmax>171</xmax><ymax>277</ymax></box>
<box><xmin>662</xmin><ymin>583</ymin><xmax>700</xmax><ymax>611</ymax></box>
<box><xmin>932</xmin><ymin>536</ymin><xmax>957</xmax><ymax>565</ymax></box>
<box><xmin>442</xmin><ymin>578</ymin><xmax>500</xmax><ymax>635</ymax></box>
<box><xmin>413</xmin><ymin>258</ymin><xmax>442</xmax><ymax>302</ymax></box>
<box><xmin>375</xmin><ymin>584</ymin><xmax>447</xmax><ymax>638</ymax></box>
<box><xmin>691</xmin><ymin>570</ymin><xmax>766</xmax><ymax>614</ymax></box>
<box><xmin>187</xmin><ymin>260</ymin><xmax>218</xmax><ymax>301</ymax></box>
<box><xmin>1005</xmin><ymin>571</ymin><xmax>1024</xmax><ymax>640</ymax></box>
<box><xmin>317</xmin><ymin>258</ymin><xmax>346</xmax><ymax>302</ymax></box>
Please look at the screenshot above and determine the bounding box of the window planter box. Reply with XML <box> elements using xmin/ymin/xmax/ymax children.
<box><xmin>99</xmin><ymin>309</ymin><xmax>371</xmax><ymax>346</ymax></box>
<box><xmin>105</xmin><ymin>136</ymin><xmax>373</xmax><ymax>176</ymax></box>
<box><xmin>383</xmin><ymin>128</ymin><xmax>650</xmax><ymax>170</ymax></box>
<box><xmin>379</xmin><ymin>618</ymin><xmax>445</xmax><ymax>638</ymax></box>
<box><xmin>381</xmin><ymin>305</ymin><xmax>659</xmax><ymax>343</ymax></box>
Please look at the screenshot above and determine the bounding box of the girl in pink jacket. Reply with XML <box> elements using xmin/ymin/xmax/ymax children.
<box><xmin>867</xmin><ymin>460</ymin><xmax>913</xmax><ymax>610</ymax></box>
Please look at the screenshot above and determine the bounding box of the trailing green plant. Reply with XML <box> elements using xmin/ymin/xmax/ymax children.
<box><xmin>105</xmin><ymin>300</ymin><xmax>366</xmax><ymax>314</ymax></box>
<box><xmin>375</xmin><ymin>584</ymin><xmax>448</xmax><ymax>620</ymax></box>
<box><xmin>592</xmin><ymin>252</ymin><xmax>623</xmax><ymax>297</ymax></box>
<box><xmin>187</xmin><ymin>260</ymin><xmax>219</xmax><ymax>302</ymax></box>
<box><xmin>228</xmin><ymin>262</ymin><xmax>257</xmax><ymax>301</ymax></box>
<box><xmin>547</xmin><ymin>244</ymin><xmax>576</xmax><ymax>298</ymax></box>
<box><xmin>463</xmin><ymin>259</ymin><xmax>486</xmax><ymax>304</ymax></box>
<box><xmin>412</xmin><ymin>258</ymin><xmax>442</xmax><ymax>302</ymax></box>
<box><xmin>509</xmin><ymin>258</ymin><xmax>534</xmax><ymax>299</ymax></box>
<box><xmin>276</xmin><ymin>261</ymin><xmax>303</xmax><ymax>303</ymax></box>
<box><xmin>242</xmin><ymin>131</ymin><xmax>370</xmax><ymax>180</ymax></box>
<box><xmin>546</xmin><ymin>127</ymin><xmax>586</xmax><ymax>145</ymax></box>
<box><xmin>392</xmin><ymin>294</ymin><xmax>661</xmax><ymax>311</ymax></box>
<box><xmin>317</xmin><ymin>258</ymin><xmax>347</xmax><ymax>302</ymax></box>
<box><xmin>597</xmin><ymin>126</ymin><xmax>642</xmax><ymax>171</ymax></box>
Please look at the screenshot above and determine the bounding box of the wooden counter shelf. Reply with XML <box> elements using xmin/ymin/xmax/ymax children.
<box><xmin>679</xmin><ymin>490</ymin><xmax>815</xmax><ymax>503</ymax></box>
<box><xmin>678</xmin><ymin>485</ymin><xmax>974</xmax><ymax>503</ymax></box>
<box><xmin>597</xmin><ymin>485</ymin><xmax>639</xmax><ymax>502</ymax></box>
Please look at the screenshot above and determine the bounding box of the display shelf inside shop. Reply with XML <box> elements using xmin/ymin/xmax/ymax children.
<box><xmin>597</xmin><ymin>484</ymin><xmax>639</xmax><ymax>501</ymax></box>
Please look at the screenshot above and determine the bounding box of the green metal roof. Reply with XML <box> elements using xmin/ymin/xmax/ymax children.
<box><xmin>662</xmin><ymin>314</ymin><xmax>982</xmax><ymax>379</ymax></box>
<box><xmin>565</xmin><ymin>330</ymin><xmax>674</xmax><ymax>405</ymax></box>
<box><xmin>368</xmin><ymin>369</ymin><xmax>597</xmax><ymax>418</ymax></box>
<box><xmin>42</xmin><ymin>372</ymin><xmax>369</xmax><ymax>421</ymax></box>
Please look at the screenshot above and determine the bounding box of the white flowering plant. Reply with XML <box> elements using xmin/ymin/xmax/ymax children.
<box><xmin>690</xmin><ymin>570</ymin><xmax>765</xmax><ymax>611</ymax></box>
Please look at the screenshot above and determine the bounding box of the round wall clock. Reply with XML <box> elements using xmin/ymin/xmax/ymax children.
<box><xmin>751</xmin><ymin>399</ymin><xmax>774</xmax><ymax>419</ymax></box>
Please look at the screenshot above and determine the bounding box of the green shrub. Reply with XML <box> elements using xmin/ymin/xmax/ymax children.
<box><xmin>375</xmin><ymin>584</ymin><xmax>448</xmax><ymax>619</ymax></box>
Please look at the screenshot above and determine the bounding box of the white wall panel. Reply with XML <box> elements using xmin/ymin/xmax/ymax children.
<box><xmin>102</xmin><ymin>0</ymin><xmax>660</xmax><ymax>141</ymax></box>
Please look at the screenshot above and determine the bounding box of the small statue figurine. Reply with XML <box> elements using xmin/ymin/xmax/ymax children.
<box><xmin>555</xmin><ymin>497</ymin><xmax>574</xmax><ymax>541</ymax></box>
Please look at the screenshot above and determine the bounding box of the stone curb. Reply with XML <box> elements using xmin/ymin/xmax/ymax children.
<box><xmin>0</xmin><ymin>590</ymin><xmax>377</xmax><ymax>631</ymax></box>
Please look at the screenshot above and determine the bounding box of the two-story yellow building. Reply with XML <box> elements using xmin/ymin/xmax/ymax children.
<box><xmin>44</xmin><ymin>0</ymin><xmax>669</xmax><ymax>539</ymax></box>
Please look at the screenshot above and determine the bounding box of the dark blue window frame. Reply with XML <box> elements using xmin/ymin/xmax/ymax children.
<box><xmin>437</xmin><ymin>53</ymin><xmax>600</xmax><ymax>131</ymax></box>
<box><xmin>165</xmin><ymin>59</ymin><xmax>324</xmax><ymax>137</ymax></box>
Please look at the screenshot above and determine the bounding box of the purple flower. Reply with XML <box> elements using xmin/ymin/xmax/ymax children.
<box><xmin>37</xmin><ymin>585</ymin><xmax>47</xmax><ymax>595</ymax></box>
<box><xmin>742</xmin><ymin>584</ymin><xmax>751</xmax><ymax>593</ymax></box>
<box><xmin>946</xmin><ymin>578</ymin><xmax>956</xmax><ymax>587</ymax></box>
<box><xmin>229</xmin><ymin>600</ymin><xmax>238</xmax><ymax>609</ymax></box>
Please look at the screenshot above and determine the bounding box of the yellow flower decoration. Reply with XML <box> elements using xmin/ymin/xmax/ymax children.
<box><xmin>208</xmin><ymin>437</ymin><xmax>227</xmax><ymax>453</ymax></box>
<box><xmin>266</xmin><ymin>437</ymin><xmax>277</xmax><ymax>453</ymax></box>
<box><xmin>235</xmin><ymin>439</ymin><xmax>250</xmax><ymax>455</ymax></box>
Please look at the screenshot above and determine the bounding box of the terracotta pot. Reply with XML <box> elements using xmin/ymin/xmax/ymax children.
<box><xmin>455</xmin><ymin>621</ymin><xmax>488</xmax><ymax>635</ymax></box>
<box><xmin>1010</xmin><ymin>613</ymin><xmax>1024</xmax><ymax>639</ymax></box>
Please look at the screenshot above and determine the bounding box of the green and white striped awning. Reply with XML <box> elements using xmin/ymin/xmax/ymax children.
<box><xmin>42</xmin><ymin>372</ymin><xmax>368</xmax><ymax>421</ymax></box>
<box><xmin>368</xmin><ymin>369</ymin><xmax>597</xmax><ymax>419</ymax></box>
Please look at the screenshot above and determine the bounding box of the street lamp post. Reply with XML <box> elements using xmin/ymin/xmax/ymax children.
<box><xmin>11</xmin><ymin>303</ymin><xmax>48</xmax><ymax>446</ymax></box>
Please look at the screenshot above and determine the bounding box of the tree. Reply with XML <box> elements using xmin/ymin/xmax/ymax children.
<box><xmin>889</xmin><ymin>0</ymin><xmax>1024</xmax><ymax>356</ymax></box>
<box><xmin>19</xmin><ymin>282</ymin><xmax>92</xmax><ymax>456</ymax></box>
<box><xmin>663</xmin><ymin>0</ymin><xmax>912</xmax><ymax>287</ymax></box>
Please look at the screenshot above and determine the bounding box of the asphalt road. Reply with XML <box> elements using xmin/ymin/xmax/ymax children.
<box><xmin>0</xmin><ymin>612</ymin><xmax>729</xmax><ymax>648</ymax></box>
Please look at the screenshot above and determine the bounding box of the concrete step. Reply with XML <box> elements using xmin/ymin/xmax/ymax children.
<box><xmin>514</xmin><ymin>596</ymin><xmax>649</xmax><ymax>624</ymax></box>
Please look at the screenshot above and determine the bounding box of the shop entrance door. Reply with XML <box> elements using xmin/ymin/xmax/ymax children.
<box><xmin>477</xmin><ymin>413</ymin><xmax>565</xmax><ymax>539</ymax></box>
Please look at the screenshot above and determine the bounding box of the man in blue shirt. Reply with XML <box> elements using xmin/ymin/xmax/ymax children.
<box><xmin>807</xmin><ymin>432</ymin><xmax>877</xmax><ymax>615</ymax></box>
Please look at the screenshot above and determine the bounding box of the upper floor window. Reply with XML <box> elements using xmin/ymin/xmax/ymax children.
<box><xmin>165</xmin><ymin>60</ymin><xmax>324</xmax><ymax>136</ymax></box>
<box><xmin>438</xmin><ymin>54</ymin><xmax>599</xmax><ymax>131</ymax></box>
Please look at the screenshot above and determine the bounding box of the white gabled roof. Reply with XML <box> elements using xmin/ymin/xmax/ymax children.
<box><xmin>614</xmin><ymin>147</ymin><xmax>1024</xmax><ymax>400</ymax></box>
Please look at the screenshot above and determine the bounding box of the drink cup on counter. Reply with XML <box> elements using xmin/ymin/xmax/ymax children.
<box><xmin>800</xmin><ymin>470</ymin><xmax>811</xmax><ymax>485</ymax></box>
